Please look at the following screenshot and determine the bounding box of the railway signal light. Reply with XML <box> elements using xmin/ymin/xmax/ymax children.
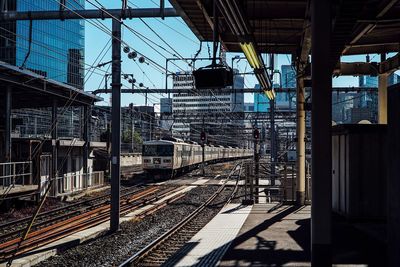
<box><xmin>200</xmin><ymin>131</ymin><xmax>206</xmax><ymax>141</ymax></box>
<box><xmin>253</xmin><ymin>128</ymin><xmax>260</xmax><ymax>140</ymax></box>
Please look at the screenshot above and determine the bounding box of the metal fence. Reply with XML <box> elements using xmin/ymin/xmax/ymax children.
<box><xmin>0</xmin><ymin>161</ymin><xmax>32</xmax><ymax>188</ymax></box>
<box><xmin>243</xmin><ymin>159</ymin><xmax>311</xmax><ymax>203</ymax></box>
<box><xmin>49</xmin><ymin>171</ymin><xmax>105</xmax><ymax>197</ymax></box>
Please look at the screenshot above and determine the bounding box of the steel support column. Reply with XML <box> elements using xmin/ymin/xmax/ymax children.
<box><xmin>378</xmin><ymin>73</ymin><xmax>388</xmax><ymax>124</ymax></box>
<box><xmin>110</xmin><ymin>18</ymin><xmax>122</xmax><ymax>233</ymax></box>
<box><xmin>5</xmin><ymin>86</ymin><xmax>11</xmax><ymax>162</ymax></box>
<box><xmin>311</xmin><ymin>0</ymin><xmax>332</xmax><ymax>265</ymax></box>
<box><xmin>388</xmin><ymin>85</ymin><xmax>400</xmax><ymax>266</ymax></box>
<box><xmin>83</xmin><ymin>105</ymin><xmax>90</xmax><ymax>188</ymax></box>
<box><xmin>51</xmin><ymin>99</ymin><xmax>58</xmax><ymax>195</ymax></box>
<box><xmin>296</xmin><ymin>77</ymin><xmax>306</xmax><ymax>205</ymax></box>
<box><xmin>270</xmin><ymin>99</ymin><xmax>276</xmax><ymax>184</ymax></box>
<box><xmin>254</xmin><ymin>135</ymin><xmax>259</xmax><ymax>204</ymax></box>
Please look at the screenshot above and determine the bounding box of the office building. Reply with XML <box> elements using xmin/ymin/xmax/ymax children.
<box><xmin>0</xmin><ymin>0</ymin><xmax>85</xmax><ymax>89</ymax></box>
<box><xmin>281</xmin><ymin>65</ymin><xmax>296</xmax><ymax>88</ymax></box>
<box><xmin>349</xmin><ymin>73</ymin><xmax>400</xmax><ymax>123</ymax></box>
<box><xmin>0</xmin><ymin>0</ymin><xmax>86</xmax><ymax>141</ymax></box>
<box><xmin>244</xmin><ymin>103</ymin><xmax>255</xmax><ymax>112</ymax></box>
<box><xmin>172</xmin><ymin>70</ymin><xmax>245</xmax><ymax>139</ymax></box>
<box><xmin>160</xmin><ymin>98</ymin><xmax>173</xmax><ymax>114</ymax></box>
<box><xmin>254</xmin><ymin>84</ymin><xmax>269</xmax><ymax>112</ymax></box>
<box><xmin>159</xmin><ymin>98</ymin><xmax>173</xmax><ymax>131</ymax></box>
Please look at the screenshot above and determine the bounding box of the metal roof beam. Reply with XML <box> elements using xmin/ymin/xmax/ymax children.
<box><xmin>91</xmin><ymin>86</ymin><xmax>377</xmax><ymax>95</ymax></box>
<box><xmin>342</xmin><ymin>0</ymin><xmax>398</xmax><ymax>54</ymax></box>
<box><xmin>0</xmin><ymin>8</ymin><xmax>178</xmax><ymax>21</ymax></box>
<box><xmin>333</xmin><ymin>53</ymin><xmax>400</xmax><ymax>76</ymax></box>
<box><xmin>333</xmin><ymin>62</ymin><xmax>379</xmax><ymax>76</ymax></box>
<box><xmin>380</xmin><ymin>53</ymin><xmax>400</xmax><ymax>74</ymax></box>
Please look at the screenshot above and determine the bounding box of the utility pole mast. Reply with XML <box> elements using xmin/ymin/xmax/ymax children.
<box><xmin>270</xmin><ymin>54</ymin><xmax>276</xmax><ymax>186</ymax></box>
<box><xmin>201</xmin><ymin>115</ymin><xmax>206</xmax><ymax>176</ymax></box>
<box><xmin>110</xmin><ymin>17</ymin><xmax>122</xmax><ymax>232</ymax></box>
<box><xmin>254</xmin><ymin>119</ymin><xmax>260</xmax><ymax>204</ymax></box>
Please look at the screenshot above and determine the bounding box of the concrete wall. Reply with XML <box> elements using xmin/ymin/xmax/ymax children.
<box><xmin>121</xmin><ymin>153</ymin><xmax>142</xmax><ymax>166</ymax></box>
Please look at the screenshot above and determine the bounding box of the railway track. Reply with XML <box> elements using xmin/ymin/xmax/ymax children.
<box><xmin>0</xmin><ymin>184</ymin><xmax>186</xmax><ymax>263</ymax></box>
<box><xmin>0</xmin><ymin>185</ymin><xmax>148</xmax><ymax>240</ymax></box>
<box><xmin>120</xmin><ymin>161</ymin><xmax>243</xmax><ymax>267</ymax></box>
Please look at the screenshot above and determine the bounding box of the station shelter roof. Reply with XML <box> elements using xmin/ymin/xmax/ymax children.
<box><xmin>170</xmin><ymin>0</ymin><xmax>400</xmax><ymax>66</ymax></box>
<box><xmin>0</xmin><ymin>61</ymin><xmax>102</xmax><ymax>109</ymax></box>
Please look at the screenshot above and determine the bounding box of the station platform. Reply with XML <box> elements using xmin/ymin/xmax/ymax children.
<box><xmin>170</xmin><ymin>202</ymin><xmax>386</xmax><ymax>266</ymax></box>
<box><xmin>169</xmin><ymin>203</ymin><xmax>311</xmax><ymax>267</ymax></box>
<box><xmin>0</xmin><ymin>185</ymin><xmax>38</xmax><ymax>198</ymax></box>
<box><xmin>220</xmin><ymin>204</ymin><xmax>311</xmax><ymax>267</ymax></box>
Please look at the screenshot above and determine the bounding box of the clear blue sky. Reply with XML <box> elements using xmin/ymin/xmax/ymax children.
<box><xmin>85</xmin><ymin>0</ymin><xmax>260</xmax><ymax>107</ymax></box>
<box><xmin>84</xmin><ymin>1</ymin><xmax>397</xmax><ymax>107</ymax></box>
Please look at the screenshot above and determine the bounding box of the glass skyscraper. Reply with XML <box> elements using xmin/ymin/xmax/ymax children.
<box><xmin>0</xmin><ymin>0</ymin><xmax>85</xmax><ymax>89</ymax></box>
<box><xmin>281</xmin><ymin>65</ymin><xmax>296</xmax><ymax>88</ymax></box>
<box><xmin>254</xmin><ymin>84</ymin><xmax>270</xmax><ymax>112</ymax></box>
<box><xmin>0</xmin><ymin>0</ymin><xmax>86</xmax><ymax>139</ymax></box>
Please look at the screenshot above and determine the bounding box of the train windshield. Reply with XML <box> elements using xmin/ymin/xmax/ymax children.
<box><xmin>143</xmin><ymin>144</ymin><xmax>174</xmax><ymax>156</ymax></box>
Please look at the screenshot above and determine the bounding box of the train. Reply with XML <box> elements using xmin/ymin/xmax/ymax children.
<box><xmin>142</xmin><ymin>138</ymin><xmax>253</xmax><ymax>178</ymax></box>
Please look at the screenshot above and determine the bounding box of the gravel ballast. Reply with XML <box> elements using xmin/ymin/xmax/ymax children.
<box><xmin>37</xmin><ymin>185</ymin><xmax>224</xmax><ymax>267</ymax></box>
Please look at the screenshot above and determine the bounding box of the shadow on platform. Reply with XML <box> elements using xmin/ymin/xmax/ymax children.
<box><xmin>218</xmin><ymin>205</ymin><xmax>310</xmax><ymax>266</ymax></box>
<box><xmin>165</xmin><ymin>204</ymin><xmax>387</xmax><ymax>266</ymax></box>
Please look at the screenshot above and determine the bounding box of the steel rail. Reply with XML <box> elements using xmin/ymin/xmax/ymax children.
<box><xmin>0</xmin><ymin>186</ymin><xmax>185</xmax><ymax>261</ymax></box>
<box><xmin>0</xmin><ymin>187</ymin><xmax>161</xmax><ymax>254</ymax></box>
<box><xmin>119</xmin><ymin>161</ymin><xmax>243</xmax><ymax>267</ymax></box>
<box><xmin>0</xmin><ymin>185</ymin><xmax>147</xmax><ymax>238</ymax></box>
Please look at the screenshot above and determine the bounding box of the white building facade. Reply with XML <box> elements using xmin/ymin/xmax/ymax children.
<box><xmin>172</xmin><ymin>71</ymin><xmax>244</xmax><ymax>139</ymax></box>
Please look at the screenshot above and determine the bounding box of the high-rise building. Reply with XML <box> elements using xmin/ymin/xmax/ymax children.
<box><xmin>353</xmin><ymin>73</ymin><xmax>400</xmax><ymax>122</ymax></box>
<box><xmin>159</xmin><ymin>98</ymin><xmax>173</xmax><ymax>130</ymax></box>
<box><xmin>160</xmin><ymin>98</ymin><xmax>173</xmax><ymax>114</ymax></box>
<box><xmin>281</xmin><ymin>65</ymin><xmax>296</xmax><ymax>88</ymax></box>
<box><xmin>244</xmin><ymin>103</ymin><xmax>255</xmax><ymax>112</ymax></box>
<box><xmin>359</xmin><ymin>73</ymin><xmax>400</xmax><ymax>89</ymax></box>
<box><xmin>172</xmin><ymin>70</ymin><xmax>244</xmax><ymax>139</ymax></box>
<box><xmin>1</xmin><ymin>1</ymin><xmax>86</xmax><ymax>140</ymax></box>
<box><xmin>254</xmin><ymin>84</ymin><xmax>270</xmax><ymax>112</ymax></box>
<box><xmin>389</xmin><ymin>73</ymin><xmax>400</xmax><ymax>86</ymax></box>
<box><xmin>277</xmin><ymin>65</ymin><xmax>296</xmax><ymax>110</ymax></box>
<box><xmin>0</xmin><ymin>0</ymin><xmax>85</xmax><ymax>89</ymax></box>
<box><xmin>254</xmin><ymin>62</ymin><xmax>295</xmax><ymax>111</ymax></box>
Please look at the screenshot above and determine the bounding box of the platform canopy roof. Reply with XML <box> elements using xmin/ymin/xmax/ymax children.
<box><xmin>0</xmin><ymin>61</ymin><xmax>102</xmax><ymax>109</ymax></box>
<box><xmin>170</xmin><ymin>0</ymin><xmax>400</xmax><ymax>66</ymax></box>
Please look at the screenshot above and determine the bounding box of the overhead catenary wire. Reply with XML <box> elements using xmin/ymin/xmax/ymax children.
<box><xmin>0</xmin><ymin>1</ymin><xmax>254</xmax><ymax>253</ymax></box>
<box><xmin>129</xmin><ymin>0</ymin><xmax>199</xmax><ymax>45</ymax></box>
<box><xmin>68</xmin><ymin>0</ymin><xmax>245</xmax><ymax>125</ymax></box>
<box><xmin>55</xmin><ymin>0</ymin><xmax>173</xmax><ymax>75</ymax></box>
<box><xmin>54</xmin><ymin>0</ymin><xmax>253</xmax><ymax>140</ymax></box>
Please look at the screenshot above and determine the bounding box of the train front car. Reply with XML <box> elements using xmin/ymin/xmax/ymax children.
<box><xmin>142</xmin><ymin>140</ymin><xmax>174</xmax><ymax>179</ymax></box>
